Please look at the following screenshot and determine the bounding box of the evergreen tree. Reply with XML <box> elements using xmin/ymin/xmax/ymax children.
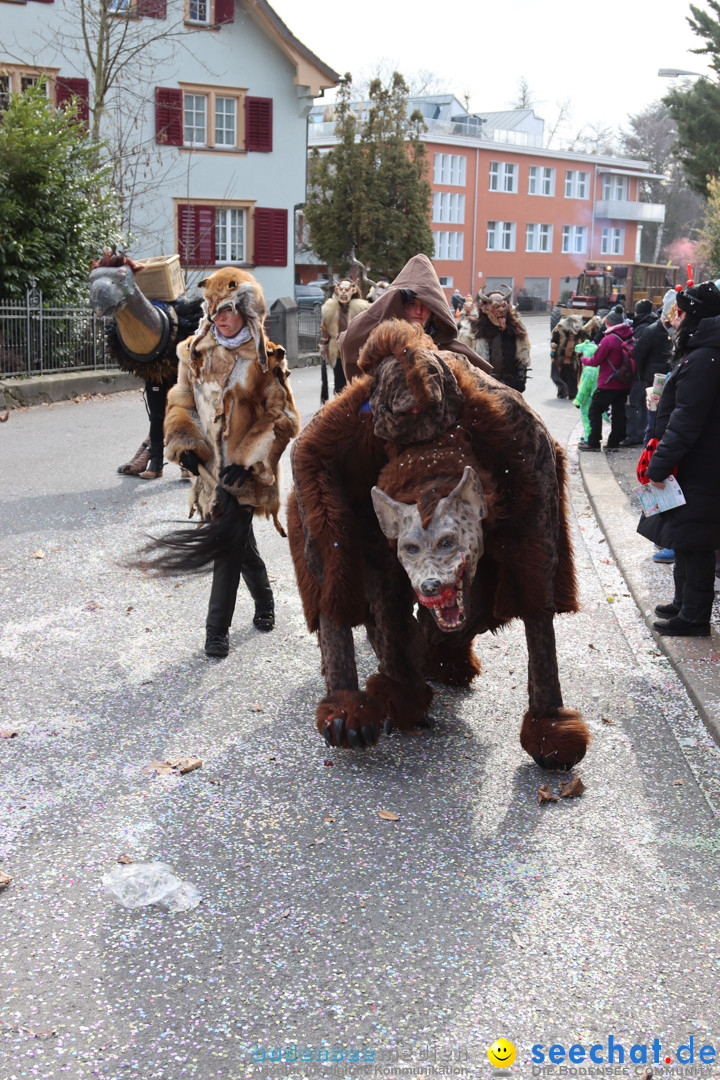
<box><xmin>304</xmin><ymin>72</ymin><xmax>433</xmax><ymax>281</ymax></box>
<box><xmin>0</xmin><ymin>84</ymin><xmax>120</xmax><ymax>300</ymax></box>
<box><xmin>698</xmin><ymin>174</ymin><xmax>720</xmax><ymax>274</ymax></box>
<box><xmin>664</xmin><ymin>1</ymin><xmax>720</xmax><ymax>196</ymax></box>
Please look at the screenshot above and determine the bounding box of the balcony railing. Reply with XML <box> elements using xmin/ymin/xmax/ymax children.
<box><xmin>595</xmin><ymin>200</ymin><xmax>666</xmax><ymax>223</ymax></box>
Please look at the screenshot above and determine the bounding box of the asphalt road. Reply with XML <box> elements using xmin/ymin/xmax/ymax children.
<box><xmin>2</xmin><ymin>317</ymin><xmax>720</xmax><ymax>1080</ymax></box>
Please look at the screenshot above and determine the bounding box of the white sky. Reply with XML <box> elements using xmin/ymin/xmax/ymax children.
<box><xmin>270</xmin><ymin>0</ymin><xmax>710</xmax><ymax>144</ymax></box>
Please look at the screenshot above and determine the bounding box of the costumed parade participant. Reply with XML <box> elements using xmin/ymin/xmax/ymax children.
<box><xmin>549</xmin><ymin>315</ymin><xmax>585</xmax><ymax>400</ymax></box>
<box><xmin>457</xmin><ymin>284</ymin><xmax>531</xmax><ymax>392</ymax></box>
<box><xmin>139</xmin><ymin>268</ymin><xmax>300</xmax><ymax>657</ymax></box>
<box><xmin>288</xmin><ymin>253</ymin><xmax>589</xmax><ymax>770</ymax></box>
<box><xmin>89</xmin><ymin>251</ymin><xmax>203</xmax><ymax>479</ymax></box>
<box><xmin>338</xmin><ymin>254</ymin><xmax>493</xmax><ymax>381</ymax></box>
<box><xmin>318</xmin><ymin>279</ymin><xmax>369</xmax><ymax>402</ymax></box>
<box><xmin>637</xmin><ymin>279</ymin><xmax>720</xmax><ymax>638</ymax></box>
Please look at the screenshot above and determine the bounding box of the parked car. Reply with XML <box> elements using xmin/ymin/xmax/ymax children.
<box><xmin>294</xmin><ymin>284</ymin><xmax>326</xmax><ymax>313</ymax></box>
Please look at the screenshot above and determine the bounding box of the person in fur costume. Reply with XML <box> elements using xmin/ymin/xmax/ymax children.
<box><xmin>147</xmin><ymin>267</ymin><xmax>300</xmax><ymax>657</ymax></box>
<box><xmin>338</xmin><ymin>254</ymin><xmax>493</xmax><ymax>381</ymax></box>
<box><xmin>457</xmin><ymin>284</ymin><xmax>531</xmax><ymax>392</ymax></box>
<box><xmin>318</xmin><ymin>279</ymin><xmax>369</xmax><ymax>402</ymax></box>
<box><xmin>549</xmin><ymin>315</ymin><xmax>586</xmax><ymax>399</ymax></box>
<box><xmin>89</xmin><ymin>251</ymin><xmax>204</xmax><ymax>480</ymax></box>
<box><xmin>288</xmin><ymin>318</ymin><xmax>589</xmax><ymax>771</ymax></box>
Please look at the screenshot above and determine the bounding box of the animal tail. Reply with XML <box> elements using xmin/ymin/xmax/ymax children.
<box><xmin>131</xmin><ymin>492</ymin><xmax>253</xmax><ymax>576</ymax></box>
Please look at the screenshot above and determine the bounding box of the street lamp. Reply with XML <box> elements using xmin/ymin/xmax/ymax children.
<box><xmin>658</xmin><ymin>68</ymin><xmax>706</xmax><ymax>77</ymax></box>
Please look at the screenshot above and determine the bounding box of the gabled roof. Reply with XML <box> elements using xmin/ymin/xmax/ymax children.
<box><xmin>243</xmin><ymin>0</ymin><xmax>339</xmax><ymax>97</ymax></box>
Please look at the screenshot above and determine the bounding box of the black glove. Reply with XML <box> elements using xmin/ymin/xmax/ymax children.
<box><xmin>220</xmin><ymin>463</ymin><xmax>250</xmax><ymax>487</ymax></box>
<box><xmin>179</xmin><ymin>450</ymin><xmax>201</xmax><ymax>476</ymax></box>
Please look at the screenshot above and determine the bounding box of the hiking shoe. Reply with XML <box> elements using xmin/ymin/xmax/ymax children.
<box><xmin>653</xmin><ymin>548</ymin><xmax>675</xmax><ymax>563</ymax></box>
<box><xmin>652</xmin><ymin>615</ymin><xmax>710</xmax><ymax>638</ymax></box>
<box><xmin>205</xmin><ymin>626</ymin><xmax>230</xmax><ymax>657</ymax></box>
<box><xmin>655</xmin><ymin>602</ymin><xmax>680</xmax><ymax>618</ymax></box>
<box><xmin>117</xmin><ymin>441</ymin><xmax>150</xmax><ymax>476</ymax></box>
<box><xmin>578</xmin><ymin>443</ymin><xmax>600</xmax><ymax>452</ymax></box>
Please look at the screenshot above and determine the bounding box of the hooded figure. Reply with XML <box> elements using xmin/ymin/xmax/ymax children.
<box><xmin>338</xmin><ymin>255</ymin><xmax>493</xmax><ymax>382</ymax></box>
<box><xmin>638</xmin><ymin>281</ymin><xmax>720</xmax><ymax>637</ymax></box>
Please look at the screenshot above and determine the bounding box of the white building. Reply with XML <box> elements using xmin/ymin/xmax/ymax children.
<box><xmin>0</xmin><ymin>0</ymin><xmax>338</xmax><ymax>303</ymax></box>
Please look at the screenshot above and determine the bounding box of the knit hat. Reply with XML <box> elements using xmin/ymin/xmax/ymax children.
<box><xmin>661</xmin><ymin>289</ymin><xmax>677</xmax><ymax>320</ymax></box>
<box><xmin>634</xmin><ymin>299</ymin><xmax>653</xmax><ymax>316</ymax></box>
<box><xmin>676</xmin><ymin>280</ymin><xmax>720</xmax><ymax>320</ymax></box>
<box><xmin>604</xmin><ymin>306</ymin><xmax>625</xmax><ymax>326</ymax></box>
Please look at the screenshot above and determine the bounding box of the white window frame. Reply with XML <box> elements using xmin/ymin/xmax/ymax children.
<box><xmin>187</xmin><ymin>0</ymin><xmax>210</xmax><ymax>24</ymax></box>
<box><xmin>528</xmin><ymin>165</ymin><xmax>555</xmax><ymax>196</ymax></box>
<box><xmin>525</xmin><ymin>223</ymin><xmax>553</xmax><ymax>253</ymax></box>
<box><xmin>184</xmin><ymin>92</ymin><xmax>207</xmax><ymax>147</ymax></box>
<box><xmin>601</xmin><ymin>174</ymin><xmax>629</xmax><ymax>201</ymax></box>
<box><xmin>214</xmin><ymin>95</ymin><xmax>237</xmax><ymax>147</ymax></box>
<box><xmin>489</xmin><ymin>161</ymin><xmax>518</xmax><ymax>194</ymax></box>
<box><xmin>561</xmin><ymin>225</ymin><xmax>588</xmax><ymax>254</ymax></box>
<box><xmin>215</xmin><ymin>206</ymin><xmax>247</xmax><ymax>263</ymax></box>
<box><xmin>487</xmin><ymin>221</ymin><xmax>516</xmax><ymax>252</ymax></box>
<box><xmin>432</xmin><ymin>191</ymin><xmax>465</xmax><ymax>225</ymax></box>
<box><xmin>433</xmin><ymin>231</ymin><xmax>464</xmax><ymax>260</ymax></box>
<box><xmin>564</xmin><ymin>170</ymin><xmax>589</xmax><ymax>199</ymax></box>
<box><xmin>180</xmin><ymin>83</ymin><xmax>246</xmax><ymax>151</ymax></box>
<box><xmin>601</xmin><ymin>227</ymin><xmax>625</xmax><ymax>256</ymax></box>
<box><xmin>433</xmin><ymin>153</ymin><xmax>466</xmax><ymax>186</ymax></box>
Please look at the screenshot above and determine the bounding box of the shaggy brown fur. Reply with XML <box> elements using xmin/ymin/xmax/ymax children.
<box><xmin>289</xmin><ymin>319</ymin><xmax>588</xmax><ymax>770</ymax></box>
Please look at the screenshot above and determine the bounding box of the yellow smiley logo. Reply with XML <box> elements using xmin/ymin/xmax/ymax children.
<box><xmin>488</xmin><ymin>1039</ymin><xmax>516</xmax><ymax>1068</ymax></box>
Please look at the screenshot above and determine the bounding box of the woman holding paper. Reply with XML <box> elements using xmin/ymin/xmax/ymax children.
<box><xmin>637</xmin><ymin>280</ymin><xmax>720</xmax><ymax>638</ymax></box>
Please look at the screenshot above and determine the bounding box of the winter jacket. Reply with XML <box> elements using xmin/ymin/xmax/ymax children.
<box><xmin>637</xmin><ymin>314</ymin><xmax>720</xmax><ymax>551</ymax></box>
<box><xmin>582</xmin><ymin>323</ymin><xmax>634</xmax><ymax>390</ymax></box>
<box><xmin>632</xmin><ymin>319</ymin><xmax>672</xmax><ymax>387</ymax></box>
<box><xmin>632</xmin><ymin>311</ymin><xmax>658</xmax><ymax>342</ymax></box>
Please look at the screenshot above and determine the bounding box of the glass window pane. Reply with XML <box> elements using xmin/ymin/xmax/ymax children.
<box><xmin>215</xmin><ymin>96</ymin><xmax>236</xmax><ymax>146</ymax></box>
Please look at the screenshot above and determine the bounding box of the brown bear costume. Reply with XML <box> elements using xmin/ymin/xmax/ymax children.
<box><xmin>288</xmin><ymin>319</ymin><xmax>590</xmax><ymax>771</ymax></box>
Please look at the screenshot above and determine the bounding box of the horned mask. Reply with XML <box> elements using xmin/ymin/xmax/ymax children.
<box><xmin>478</xmin><ymin>284</ymin><xmax>513</xmax><ymax>329</ymax></box>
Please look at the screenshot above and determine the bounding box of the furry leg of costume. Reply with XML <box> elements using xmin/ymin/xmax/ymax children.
<box><xmin>519</xmin><ymin>614</ymin><xmax>589</xmax><ymax>770</ymax></box>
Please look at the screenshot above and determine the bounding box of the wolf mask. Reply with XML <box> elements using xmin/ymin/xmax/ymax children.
<box><xmin>371</xmin><ymin>466</ymin><xmax>488</xmax><ymax>631</ymax></box>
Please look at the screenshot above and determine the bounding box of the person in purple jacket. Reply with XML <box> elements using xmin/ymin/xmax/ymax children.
<box><xmin>578</xmin><ymin>306</ymin><xmax>634</xmax><ymax>452</ymax></box>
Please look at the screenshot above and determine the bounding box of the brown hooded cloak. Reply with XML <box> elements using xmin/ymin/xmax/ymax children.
<box><xmin>338</xmin><ymin>254</ymin><xmax>493</xmax><ymax>381</ymax></box>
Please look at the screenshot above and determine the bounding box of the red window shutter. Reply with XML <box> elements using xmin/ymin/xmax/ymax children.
<box><xmin>155</xmin><ymin>87</ymin><xmax>183</xmax><ymax>146</ymax></box>
<box><xmin>56</xmin><ymin>77</ymin><xmax>89</xmax><ymax>127</ymax></box>
<box><xmin>178</xmin><ymin>204</ymin><xmax>216</xmax><ymax>267</ymax></box>
<box><xmin>254</xmin><ymin>208</ymin><xmax>287</xmax><ymax>267</ymax></box>
<box><xmin>245</xmin><ymin>97</ymin><xmax>272</xmax><ymax>152</ymax></box>
<box><xmin>214</xmin><ymin>0</ymin><xmax>235</xmax><ymax>24</ymax></box>
<box><xmin>137</xmin><ymin>0</ymin><xmax>166</xmax><ymax>15</ymax></box>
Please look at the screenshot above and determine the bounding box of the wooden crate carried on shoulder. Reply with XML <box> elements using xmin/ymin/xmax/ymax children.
<box><xmin>136</xmin><ymin>255</ymin><xmax>185</xmax><ymax>301</ymax></box>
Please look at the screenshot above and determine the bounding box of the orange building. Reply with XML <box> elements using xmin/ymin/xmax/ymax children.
<box><xmin>303</xmin><ymin>97</ymin><xmax>666</xmax><ymax>308</ymax></box>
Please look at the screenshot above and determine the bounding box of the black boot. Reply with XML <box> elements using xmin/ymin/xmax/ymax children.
<box><xmin>139</xmin><ymin>441</ymin><xmax>164</xmax><ymax>480</ymax></box>
<box><xmin>253</xmin><ymin>602</ymin><xmax>275</xmax><ymax>632</ymax></box>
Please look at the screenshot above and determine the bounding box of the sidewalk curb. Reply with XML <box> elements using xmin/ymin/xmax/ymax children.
<box><xmin>578</xmin><ymin>449</ymin><xmax>720</xmax><ymax>749</ymax></box>
<box><xmin>0</xmin><ymin>369</ymin><xmax>140</xmax><ymax>410</ymax></box>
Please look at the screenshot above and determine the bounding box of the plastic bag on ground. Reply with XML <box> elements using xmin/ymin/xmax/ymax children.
<box><xmin>102</xmin><ymin>861</ymin><xmax>201</xmax><ymax>911</ymax></box>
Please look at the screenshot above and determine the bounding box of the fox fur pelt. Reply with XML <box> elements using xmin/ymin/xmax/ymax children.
<box><xmin>288</xmin><ymin>319</ymin><xmax>589</xmax><ymax>770</ymax></box>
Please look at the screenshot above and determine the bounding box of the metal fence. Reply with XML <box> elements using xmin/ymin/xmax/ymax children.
<box><xmin>0</xmin><ymin>282</ymin><xmax>111</xmax><ymax>378</ymax></box>
<box><xmin>298</xmin><ymin>308</ymin><xmax>321</xmax><ymax>353</ymax></box>
<box><xmin>0</xmin><ymin>283</ymin><xmax>323</xmax><ymax>379</ymax></box>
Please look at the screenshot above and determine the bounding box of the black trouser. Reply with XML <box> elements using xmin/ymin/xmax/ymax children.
<box><xmin>587</xmin><ymin>387</ymin><xmax>629</xmax><ymax>448</ymax></box>
<box><xmin>144</xmin><ymin>378</ymin><xmax>172</xmax><ymax>444</ymax></box>
<box><xmin>550</xmin><ymin>361</ymin><xmax>577</xmax><ymax>399</ymax></box>
<box><xmin>206</xmin><ymin>513</ymin><xmax>273</xmax><ymax>630</ymax></box>
<box><xmin>624</xmin><ymin>378</ymin><xmax>647</xmax><ymax>443</ymax></box>
<box><xmin>672</xmin><ymin>549</ymin><xmax>716</xmax><ymax>625</ymax></box>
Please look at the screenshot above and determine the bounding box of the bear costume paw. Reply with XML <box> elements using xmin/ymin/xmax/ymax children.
<box><xmin>316</xmin><ymin>691</ymin><xmax>385</xmax><ymax>749</ymax></box>
<box><xmin>520</xmin><ymin>707</ymin><xmax>591</xmax><ymax>771</ymax></box>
